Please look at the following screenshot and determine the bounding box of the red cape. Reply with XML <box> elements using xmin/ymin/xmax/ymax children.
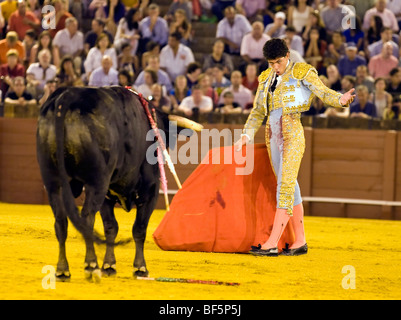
<box><xmin>153</xmin><ymin>144</ymin><xmax>295</xmax><ymax>253</ymax></box>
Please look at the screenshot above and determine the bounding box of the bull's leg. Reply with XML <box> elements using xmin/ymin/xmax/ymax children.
<box><xmin>99</xmin><ymin>198</ymin><xmax>118</xmax><ymax>277</ymax></box>
<box><xmin>80</xmin><ymin>185</ymin><xmax>108</xmax><ymax>282</ymax></box>
<box><xmin>47</xmin><ymin>186</ymin><xmax>71</xmax><ymax>281</ymax></box>
<box><xmin>132</xmin><ymin>183</ymin><xmax>158</xmax><ymax>278</ymax></box>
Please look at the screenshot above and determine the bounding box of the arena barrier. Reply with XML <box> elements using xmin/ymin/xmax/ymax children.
<box><xmin>0</xmin><ymin>118</ymin><xmax>400</xmax><ymax>220</ymax></box>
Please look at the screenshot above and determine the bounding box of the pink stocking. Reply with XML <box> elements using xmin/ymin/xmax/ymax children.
<box><xmin>262</xmin><ymin>208</ymin><xmax>290</xmax><ymax>249</ymax></box>
<box><xmin>289</xmin><ymin>203</ymin><xmax>306</xmax><ymax>249</ymax></box>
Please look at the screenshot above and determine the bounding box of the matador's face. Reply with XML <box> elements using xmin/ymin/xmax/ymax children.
<box><xmin>267</xmin><ymin>52</ymin><xmax>290</xmax><ymax>76</ymax></box>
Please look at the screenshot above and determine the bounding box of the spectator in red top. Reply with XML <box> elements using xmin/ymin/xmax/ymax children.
<box><xmin>7</xmin><ymin>0</ymin><xmax>40</xmax><ymax>41</ymax></box>
<box><xmin>242</xmin><ymin>63</ymin><xmax>258</xmax><ymax>94</ymax></box>
<box><xmin>0</xmin><ymin>49</ymin><xmax>25</xmax><ymax>100</ymax></box>
<box><xmin>45</xmin><ymin>0</ymin><xmax>73</xmax><ymax>38</ymax></box>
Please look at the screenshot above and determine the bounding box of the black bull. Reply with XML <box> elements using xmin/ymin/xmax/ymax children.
<box><xmin>36</xmin><ymin>86</ymin><xmax>194</xmax><ymax>281</ymax></box>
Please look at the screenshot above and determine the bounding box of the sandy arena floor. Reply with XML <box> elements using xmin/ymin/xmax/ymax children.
<box><xmin>0</xmin><ymin>203</ymin><xmax>400</xmax><ymax>300</ymax></box>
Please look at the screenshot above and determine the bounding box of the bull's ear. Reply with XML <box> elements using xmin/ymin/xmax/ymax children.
<box><xmin>168</xmin><ymin>115</ymin><xmax>203</xmax><ymax>131</ymax></box>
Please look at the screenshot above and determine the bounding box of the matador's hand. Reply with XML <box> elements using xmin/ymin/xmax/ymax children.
<box><xmin>340</xmin><ymin>88</ymin><xmax>356</xmax><ymax>106</ymax></box>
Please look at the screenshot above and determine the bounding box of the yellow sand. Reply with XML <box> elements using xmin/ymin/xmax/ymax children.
<box><xmin>0</xmin><ymin>203</ymin><xmax>400</xmax><ymax>300</ymax></box>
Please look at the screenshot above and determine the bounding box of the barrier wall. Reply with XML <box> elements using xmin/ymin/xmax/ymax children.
<box><xmin>0</xmin><ymin>118</ymin><xmax>400</xmax><ymax>220</ymax></box>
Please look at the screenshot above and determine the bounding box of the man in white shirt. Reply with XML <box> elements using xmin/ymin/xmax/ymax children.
<box><xmin>240</xmin><ymin>21</ymin><xmax>270</xmax><ymax>64</ymax></box>
<box><xmin>178</xmin><ymin>84</ymin><xmax>213</xmax><ymax>116</ymax></box>
<box><xmin>219</xmin><ymin>70</ymin><xmax>253</xmax><ymax>109</ymax></box>
<box><xmin>26</xmin><ymin>48</ymin><xmax>57</xmax><ymax>99</ymax></box>
<box><xmin>216</xmin><ymin>6</ymin><xmax>252</xmax><ymax>54</ymax></box>
<box><xmin>53</xmin><ymin>17</ymin><xmax>84</xmax><ymax>74</ymax></box>
<box><xmin>88</xmin><ymin>55</ymin><xmax>119</xmax><ymax>87</ymax></box>
<box><xmin>159</xmin><ymin>32</ymin><xmax>195</xmax><ymax>82</ymax></box>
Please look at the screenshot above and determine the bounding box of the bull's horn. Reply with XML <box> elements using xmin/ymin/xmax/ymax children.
<box><xmin>168</xmin><ymin>115</ymin><xmax>204</xmax><ymax>131</ymax></box>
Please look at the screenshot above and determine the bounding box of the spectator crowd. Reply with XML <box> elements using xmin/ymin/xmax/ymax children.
<box><xmin>1</xmin><ymin>0</ymin><xmax>401</xmax><ymax>121</ymax></box>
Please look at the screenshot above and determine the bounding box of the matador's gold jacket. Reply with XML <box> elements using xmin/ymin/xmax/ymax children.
<box><xmin>242</xmin><ymin>61</ymin><xmax>347</xmax><ymax>214</ymax></box>
<box><xmin>242</xmin><ymin>61</ymin><xmax>346</xmax><ymax>140</ymax></box>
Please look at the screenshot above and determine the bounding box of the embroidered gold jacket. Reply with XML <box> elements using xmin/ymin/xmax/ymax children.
<box><xmin>243</xmin><ymin>61</ymin><xmax>345</xmax><ymax>139</ymax></box>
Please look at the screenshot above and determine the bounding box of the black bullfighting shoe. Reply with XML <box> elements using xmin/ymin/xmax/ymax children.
<box><xmin>249</xmin><ymin>244</ymin><xmax>279</xmax><ymax>257</ymax></box>
<box><xmin>281</xmin><ymin>243</ymin><xmax>308</xmax><ymax>256</ymax></box>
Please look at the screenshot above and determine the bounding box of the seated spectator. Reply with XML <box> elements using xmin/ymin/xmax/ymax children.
<box><xmin>185</xmin><ymin>62</ymin><xmax>202</xmax><ymax>89</ymax></box>
<box><xmin>134</xmin><ymin>54</ymin><xmax>173</xmax><ymax>92</ymax></box>
<box><xmin>235</xmin><ymin>0</ymin><xmax>265</xmax><ymax>23</ymax></box>
<box><xmin>216</xmin><ymin>6</ymin><xmax>252</xmax><ymax>55</ymax></box>
<box><xmin>350</xmin><ymin>85</ymin><xmax>377</xmax><ymax>118</ymax></box>
<box><xmin>165</xmin><ymin>0</ymin><xmax>192</xmax><ymax>22</ymax></box>
<box><xmin>211</xmin><ymin>64</ymin><xmax>231</xmax><ymax>96</ymax></box>
<box><xmin>135</xmin><ymin>68</ymin><xmax>158</xmax><ymax>99</ymax></box>
<box><xmin>264</xmin><ymin>11</ymin><xmax>287</xmax><ymax>38</ymax></box>
<box><xmin>337</xmin><ymin>42</ymin><xmax>367</xmax><ymax>77</ymax></box>
<box><xmin>139</xmin><ymin>4</ymin><xmax>169</xmax><ymax>48</ymax></box>
<box><xmin>242</xmin><ymin>63</ymin><xmax>259</xmax><ymax>94</ymax></box>
<box><xmin>38</xmin><ymin>79</ymin><xmax>57</xmax><ymax>106</ymax></box>
<box><xmin>304</xmin><ymin>27</ymin><xmax>327</xmax><ymax>71</ymax></box>
<box><xmin>22</xmin><ymin>29</ymin><xmax>36</xmax><ymax>68</ymax></box>
<box><xmin>355</xmin><ymin>65</ymin><xmax>374</xmax><ymax>93</ymax></box>
<box><xmin>282</xmin><ymin>26</ymin><xmax>304</xmax><ymax>57</ymax></box>
<box><xmin>341</xmin><ymin>75</ymin><xmax>356</xmax><ymax>94</ymax></box>
<box><xmin>0</xmin><ymin>0</ymin><xmax>17</xmax><ymax>29</ymax></box>
<box><xmin>159</xmin><ymin>32</ymin><xmax>195</xmax><ymax>83</ymax></box>
<box><xmin>30</xmin><ymin>31</ymin><xmax>60</xmax><ymax>68</ymax></box>
<box><xmin>4</xmin><ymin>76</ymin><xmax>37</xmax><ymax>109</ymax></box>
<box><xmin>149</xmin><ymin>83</ymin><xmax>171</xmax><ymax>113</ymax></box>
<box><xmin>368</xmin><ymin>42</ymin><xmax>399</xmax><ymax>78</ymax></box>
<box><xmin>284</xmin><ymin>37</ymin><xmax>305</xmax><ymax>63</ymax></box>
<box><xmin>100</xmin><ymin>0</ymin><xmax>127</xmax><ymax>37</ymax></box>
<box><xmin>114</xmin><ymin>7</ymin><xmax>141</xmax><ymax>55</ymax></box>
<box><xmin>169</xmin><ymin>74</ymin><xmax>191</xmax><ymax>111</ymax></box>
<box><xmin>342</xmin><ymin>16</ymin><xmax>364</xmax><ymax>52</ymax></box>
<box><xmin>141</xmin><ymin>41</ymin><xmax>160</xmax><ymax>70</ymax></box>
<box><xmin>287</xmin><ymin>0</ymin><xmax>313</xmax><ymax>34</ymax></box>
<box><xmin>198</xmin><ymin>73</ymin><xmax>219</xmax><ymax>108</ymax></box>
<box><xmin>217</xmin><ymin>90</ymin><xmax>242</xmax><ymax>114</ymax></box>
<box><xmin>320</xmin><ymin>0</ymin><xmax>355</xmax><ymax>36</ymax></box>
<box><xmin>0</xmin><ymin>31</ymin><xmax>25</xmax><ymax>65</ymax></box>
<box><xmin>178</xmin><ymin>84</ymin><xmax>213</xmax><ymax>116</ymax></box>
<box><xmin>202</xmin><ymin>39</ymin><xmax>234</xmax><ymax>77</ymax></box>
<box><xmin>0</xmin><ymin>49</ymin><xmax>25</xmax><ymax>100</ymax></box>
<box><xmin>84</xmin><ymin>32</ymin><xmax>117</xmax><ymax>79</ymax></box>
<box><xmin>363</xmin><ymin>0</ymin><xmax>399</xmax><ymax>32</ymax></box>
<box><xmin>7</xmin><ymin>0</ymin><xmax>40</xmax><ymax>41</ymax></box>
<box><xmin>387</xmin><ymin>67</ymin><xmax>401</xmax><ymax>97</ymax></box>
<box><xmin>326</xmin><ymin>64</ymin><xmax>342</xmax><ymax>91</ymax></box>
<box><xmin>369</xmin><ymin>77</ymin><xmax>392</xmax><ymax>118</ymax></box>
<box><xmin>365</xmin><ymin>15</ymin><xmax>383</xmax><ymax>48</ymax></box>
<box><xmin>88</xmin><ymin>55</ymin><xmax>119</xmax><ymax>87</ymax></box>
<box><xmin>212</xmin><ymin>0</ymin><xmax>236</xmax><ymax>21</ymax></box>
<box><xmin>367</xmin><ymin>27</ymin><xmax>399</xmax><ymax>59</ymax></box>
<box><xmin>26</xmin><ymin>48</ymin><xmax>57</xmax><ymax>99</ymax></box>
<box><xmin>218</xmin><ymin>70</ymin><xmax>253</xmax><ymax>110</ymax></box>
<box><xmin>168</xmin><ymin>8</ymin><xmax>192</xmax><ymax>46</ymax></box>
<box><xmin>45</xmin><ymin>0</ymin><xmax>73</xmax><ymax>38</ymax></box>
<box><xmin>117</xmin><ymin>69</ymin><xmax>132</xmax><ymax>87</ymax></box>
<box><xmin>240</xmin><ymin>21</ymin><xmax>271</xmax><ymax>69</ymax></box>
<box><xmin>118</xmin><ymin>42</ymin><xmax>139</xmax><ymax>82</ymax></box>
<box><xmin>324</xmin><ymin>31</ymin><xmax>346</xmax><ymax>68</ymax></box>
<box><xmin>53</xmin><ymin>17</ymin><xmax>84</xmax><ymax>75</ymax></box>
<box><xmin>84</xmin><ymin>18</ymin><xmax>114</xmax><ymax>56</ymax></box>
<box><xmin>56</xmin><ymin>55</ymin><xmax>83</xmax><ymax>87</ymax></box>
<box><xmin>301</xmin><ymin>9</ymin><xmax>326</xmax><ymax>42</ymax></box>
<box><xmin>383</xmin><ymin>95</ymin><xmax>401</xmax><ymax>120</ymax></box>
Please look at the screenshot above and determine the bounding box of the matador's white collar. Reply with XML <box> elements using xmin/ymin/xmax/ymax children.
<box><xmin>275</xmin><ymin>60</ymin><xmax>290</xmax><ymax>86</ymax></box>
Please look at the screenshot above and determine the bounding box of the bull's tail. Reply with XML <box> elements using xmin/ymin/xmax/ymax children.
<box><xmin>53</xmin><ymin>98</ymin><xmax>108</xmax><ymax>245</ymax></box>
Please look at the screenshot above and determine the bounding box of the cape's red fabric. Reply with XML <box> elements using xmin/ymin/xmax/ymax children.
<box><xmin>153</xmin><ymin>144</ymin><xmax>295</xmax><ymax>253</ymax></box>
